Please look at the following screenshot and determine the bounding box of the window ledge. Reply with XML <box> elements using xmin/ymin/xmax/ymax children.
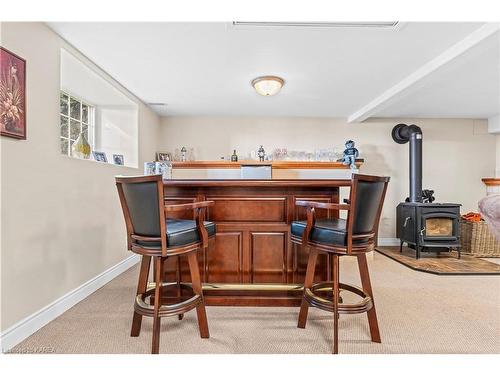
<box><xmin>59</xmin><ymin>154</ymin><xmax>138</xmax><ymax>169</ymax></box>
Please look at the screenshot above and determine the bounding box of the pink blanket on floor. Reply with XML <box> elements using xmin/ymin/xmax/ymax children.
<box><xmin>479</xmin><ymin>194</ymin><xmax>500</xmax><ymax>240</ymax></box>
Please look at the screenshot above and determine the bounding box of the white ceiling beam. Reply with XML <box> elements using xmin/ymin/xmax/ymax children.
<box><xmin>347</xmin><ymin>23</ymin><xmax>500</xmax><ymax>123</ymax></box>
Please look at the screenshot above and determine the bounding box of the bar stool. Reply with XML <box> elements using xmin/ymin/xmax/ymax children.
<box><xmin>116</xmin><ymin>175</ymin><xmax>215</xmax><ymax>354</ymax></box>
<box><xmin>290</xmin><ymin>174</ymin><xmax>389</xmax><ymax>354</ymax></box>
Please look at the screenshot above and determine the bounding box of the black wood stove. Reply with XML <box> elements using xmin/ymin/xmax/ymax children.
<box><xmin>392</xmin><ymin>124</ymin><xmax>461</xmax><ymax>259</ymax></box>
<box><xmin>396</xmin><ymin>202</ymin><xmax>461</xmax><ymax>259</ymax></box>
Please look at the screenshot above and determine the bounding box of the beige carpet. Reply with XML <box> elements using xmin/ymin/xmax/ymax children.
<box><xmin>11</xmin><ymin>253</ymin><xmax>500</xmax><ymax>354</ymax></box>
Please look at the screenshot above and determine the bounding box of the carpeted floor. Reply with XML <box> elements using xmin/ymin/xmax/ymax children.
<box><xmin>11</xmin><ymin>253</ymin><xmax>500</xmax><ymax>354</ymax></box>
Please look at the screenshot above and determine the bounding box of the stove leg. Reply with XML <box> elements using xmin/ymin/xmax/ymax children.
<box><xmin>399</xmin><ymin>241</ymin><xmax>403</xmax><ymax>253</ymax></box>
<box><xmin>416</xmin><ymin>245</ymin><xmax>421</xmax><ymax>259</ymax></box>
<box><xmin>457</xmin><ymin>247</ymin><xmax>461</xmax><ymax>259</ymax></box>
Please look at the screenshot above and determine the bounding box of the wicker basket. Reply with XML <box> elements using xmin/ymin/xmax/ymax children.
<box><xmin>460</xmin><ymin>220</ymin><xmax>500</xmax><ymax>257</ymax></box>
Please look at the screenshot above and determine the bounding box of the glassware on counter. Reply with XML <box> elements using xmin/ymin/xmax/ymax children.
<box><xmin>281</xmin><ymin>148</ymin><xmax>288</xmax><ymax>160</ymax></box>
<box><xmin>314</xmin><ymin>150</ymin><xmax>321</xmax><ymax>161</ymax></box>
<box><xmin>155</xmin><ymin>161</ymin><xmax>173</xmax><ymax>179</ymax></box>
<box><xmin>273</xmin><ymin>148</ymin><xmax>282</xmax><ymax>161</ymax></box>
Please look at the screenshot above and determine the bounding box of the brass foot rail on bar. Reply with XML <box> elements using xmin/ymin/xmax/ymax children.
<box><xmin>147</xmin><ymin>281</ymin><xmax>357</xmax><ymax>294</ymax></box>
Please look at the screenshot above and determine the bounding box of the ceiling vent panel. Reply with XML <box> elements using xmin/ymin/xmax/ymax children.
<box><xmin>231</xmin><ymin>21</ymin><xmax>401</xmax><ymax>29</ymax></box>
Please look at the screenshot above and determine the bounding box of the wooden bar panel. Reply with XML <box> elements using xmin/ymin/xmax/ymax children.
<box><xmin>207</xmin><ymin>197</ymin><xmax>286</xmax><ymax>222</ymax></box>
<box><xmin>164</xmin><ymin>196</ymin><xmax>197</xmax><ymax>220</ymax></box>
<box><xmin>293</xmin><ymin>244</ymin><xmax>331</xmax><ymax>284</ymax></box>
<box><xmin>293</xmin><ymin>195</ymin><xmax>335</xmax><ymax>220</ymax></box>
<box><xmin>206</xmin><ymin>232</ymin><xmax>243</xmax><ymax>283</ymax></box>
<box><xmin>163</xmin><ymin>179</ymin><xmax>345</xmax><ymax>306</ymax></box>
<box><xmin>250</xmin><ymin>232</ymin><xmax>287</xmax><ymax>283</ymax></box>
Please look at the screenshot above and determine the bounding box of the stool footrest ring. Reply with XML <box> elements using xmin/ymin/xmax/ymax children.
<box><xmin>304</xmin><ymin>282</ymin><xmax>373</xmax><ymax>314</ymax></box>
<box><xmin>134</xmin><ymin>283</ymin><xmax>203</xmax><ymax>318</ymax></box>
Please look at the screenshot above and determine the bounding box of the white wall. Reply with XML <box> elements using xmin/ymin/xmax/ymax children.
<box><xmin>0</xmin><ymin>22</ymin><xmax>160</xmax><ymax>331</ymax></box>
<box><xmin>497</xmin><ymin>135</ymin><xmax>500</xmax><ymax>177</ymax></box>
<box><xmin>158</xmin><ymin>116</ymin><xmax>497</xmax><ymax>238</ymax></box>
<box><xmin>61</xmin><ymin>48</ymin><xmax>139</xmax><ymax>167</ymax></box>
<box><xmin>96</xmin><ymin>106</ymin><xmax>138</xmax><ymax>166</ymax></box>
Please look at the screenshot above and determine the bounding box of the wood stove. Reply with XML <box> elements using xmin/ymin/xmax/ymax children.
<box><xmin>392</xmin><ymin>124</ymin><xmax>461</xmax><ymax>259</ymax></box>
<box><xmin>396</xmin><ymin>202</ymin><xmax>461</xmax><ymax>258</ymax></box>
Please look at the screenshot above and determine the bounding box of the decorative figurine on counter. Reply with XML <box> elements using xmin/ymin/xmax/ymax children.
<box><xmin>180</xmin><ymin>146</ymin><xmax>187</xmax><ymax>162</ymax></box>
<box><xmin>231</xmin><ymin>149</ymin><xmax>238</xmax><ymax>162</ymax></box>
<box><xmin>257</xmin><ymin>145</ymin><xmax>266</xmax><ymax>162</ymax></box>
<box><xmin>341</xmin><ymin>140</ymin><xmax>359</xmax><ymax>171</ymax></box>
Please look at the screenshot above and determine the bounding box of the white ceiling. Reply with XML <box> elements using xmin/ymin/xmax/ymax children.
<box><xmin>376</xmin><ymin>32</ymin><xmax>499</xmax><ymax>119</ymax></box>
<box><xmin>48</xmin><ymin>22</ymin><xmax>499</xmax><ymax>119</ymax></box>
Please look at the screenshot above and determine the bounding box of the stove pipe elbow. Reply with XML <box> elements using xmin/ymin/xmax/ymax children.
<box><xmin>392</xmin><ymin>124</ymin><xmax>423</xmax><ymax>203</ymax></box>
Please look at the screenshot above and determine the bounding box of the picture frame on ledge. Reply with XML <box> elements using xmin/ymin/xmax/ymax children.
<box><xmin>92</xmin><ymin>151</ymin><xmax>108</xmax><ymax>163</ymax></box>
<box><xmin>113</xmin><ymin>154</ymin><xmax>124</xmax><ymax>165</ymax></box>
<box><xmin>0</xmin><ymin>47</ymin><xmax>27</xmax><ymax>140</ymax></box>
<box><xmin>156</xmin><ymin>151</ymin><xmax>172</xmax><ymax>161</ymax></box>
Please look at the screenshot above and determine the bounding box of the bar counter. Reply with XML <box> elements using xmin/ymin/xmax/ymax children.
<box><xmin>170</xmin><ymin>160</ymin><xmax>364</xmax><ymax>169</ymax></box>
<box><xmin>162</xmin><ymin>179</ymin><xmax>351</xmax><ymax>306</ymax></box>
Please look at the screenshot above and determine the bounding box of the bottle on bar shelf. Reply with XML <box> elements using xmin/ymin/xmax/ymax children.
<box><xmin>231</xmin><ymin>150</ymin><xmax>238</xmax><ymax>162</ymax></box>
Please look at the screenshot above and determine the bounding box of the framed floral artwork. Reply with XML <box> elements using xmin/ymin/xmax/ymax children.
<box><xmin>1</xmin><ymin>47</ymin><xmax>26</xmax><ymax>140</ymax></box>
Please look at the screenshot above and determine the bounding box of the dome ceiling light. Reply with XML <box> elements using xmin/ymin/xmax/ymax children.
<box><xmin>251</xmin><ymin>76</ymin><xmax>285</xmax><ymax>96</ymax></box>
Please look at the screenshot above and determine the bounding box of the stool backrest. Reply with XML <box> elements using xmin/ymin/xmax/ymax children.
<box><xmin>115</xmin><ymin>175</ymin><xmax>167</xmax><ymax>254</ymax></box>
<box><xmin>346</xmin><ymin>174</ymin><xmax>390</xmax><ymax>250</ymax></box>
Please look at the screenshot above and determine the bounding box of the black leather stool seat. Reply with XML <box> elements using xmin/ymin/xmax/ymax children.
<box><xmin>137</xmin><ymin>219</ymin><xmax>216</xmax><ymax>248</ymax></box>
<box><xmin>291</xmin><ymin>218</ymin><xmax>367</xmax><ymax>246</ymax></box>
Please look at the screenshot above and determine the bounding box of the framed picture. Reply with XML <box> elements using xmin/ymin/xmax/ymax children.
<box><xmin>156</xmin><ymin>152</ymin><xmax>172</xmax><ymax>161</ymax></box>
<box><xmin>113</xmin><ymin>154</ymin><xmax>124</xmax><ymax>165</ymax></box>
<box><xmin>92</xmin><ymin>151</ymin><xmax>108</xmax><ymax>163</ymax></box>
<box><xmin>1</xmin><ymin>47</ymin><xmax>26</xmax><ymax>140</ymax></box>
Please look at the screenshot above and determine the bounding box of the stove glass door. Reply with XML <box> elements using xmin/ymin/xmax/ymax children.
<box><xmin>421</xmin><ymin>212</ymin><xmax>458</xmax><ymax>242</ymax></box>
<box><xmin>425</xmin><ymin>218</ymin><xmax>453</xmax><ymax>237</ymax></box>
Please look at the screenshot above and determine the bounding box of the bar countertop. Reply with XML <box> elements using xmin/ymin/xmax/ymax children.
<box><xmin>170</xmin><ymin>160</ymin><xmax>364</xmax><ymax>169</ymax></box>
<box><xmin>163</xmin><ymin>178</ymin><xmax>352</xmax><ymax>187</ymax></box>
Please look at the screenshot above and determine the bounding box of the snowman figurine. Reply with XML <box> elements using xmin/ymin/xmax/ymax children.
<box><xmin>341</xmin><ymin>140</ymin><xmax>359</xmax><ymax>171</ymax></box>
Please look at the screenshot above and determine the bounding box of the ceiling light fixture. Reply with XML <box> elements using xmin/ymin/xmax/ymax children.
<box><xmin>251</xmin><ymin>76</ymin><xmax>285</xmax><ymax>96</ymax></box>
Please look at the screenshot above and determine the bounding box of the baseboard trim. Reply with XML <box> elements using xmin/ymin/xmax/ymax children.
<box><xmin>1</xmin><ymin>253</ymin><xmax>140</xmax><ymax>353</ymax></box>
<box><xmin>377</xmin><ymin>238</ymin><xmax>400</xmax><ymax>246</ymax></box>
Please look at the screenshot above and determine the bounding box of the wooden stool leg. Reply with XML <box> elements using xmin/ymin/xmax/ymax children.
<box><xmin>332</xmin><ymin>254</ymin><xmax>340</xmax><ymax>354</ymax></box>
<box><xmin>298</xmin><ymin>247</ymin><xmax>318</xmax><ymax>329</ymax></box>
<box><xmin>131</xmin><ymin>255</ymin><xmax>151</xmax><ymax>337</ymax></box>
<box><xmin>176</xmin><ymin>257</ymin><xmax>184</xmax><ymax>321</ymax></box>
<box><xmin>152</xmin><ymin>256</ymin><xmax>164</xmax><ymax>354</ymax></box>
<box><xmin>187</xmin><ymin>251</ymin><xmax>209</xmax><ymax>338</ymax></box>
<box><xmin>357</xmin><ymin>253</ymin><xmax>381</xmax><ymax>343</ymax></box>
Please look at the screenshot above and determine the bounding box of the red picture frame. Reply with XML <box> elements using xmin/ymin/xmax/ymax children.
<box><xmin>1</xmin><ymin>47</ymin><xmax>26</xmax><ymax>140</ymax></box>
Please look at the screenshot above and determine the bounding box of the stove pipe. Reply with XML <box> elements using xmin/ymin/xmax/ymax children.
<box><xmin>392</xmin><ymin>123</ymin><xmax>423</xmax><ymax>203</ymax></box>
